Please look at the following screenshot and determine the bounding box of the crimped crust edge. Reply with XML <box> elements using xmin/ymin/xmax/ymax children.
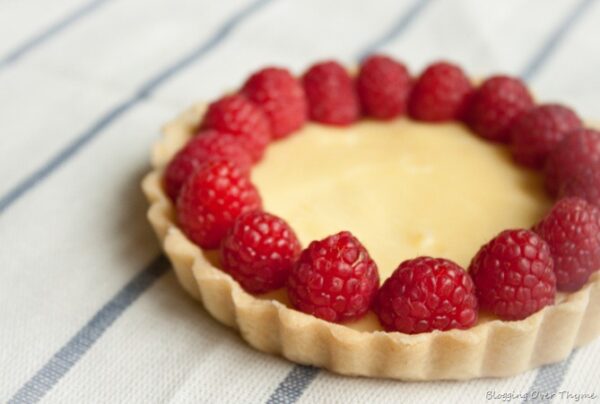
<box><xmin>141</xmin><ymin>103</ymin><xmax>600</xmax><ymax>380</ymax></box>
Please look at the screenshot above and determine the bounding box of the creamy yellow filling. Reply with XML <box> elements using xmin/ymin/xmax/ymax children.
<box><xmin>250</xmin><ymin>118</ymin><xmax>552</xmax><ymax>330</ymax></box>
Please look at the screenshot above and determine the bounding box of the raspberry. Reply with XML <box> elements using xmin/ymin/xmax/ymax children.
<box><xmin>510</xmin><ymin>104</ymin><xmax>582</xmax><ymax>168</ymax></box>
<box><xmin>241</xmin><ymin>67</ymin><xmax>307</xmax><ymax>139</ymax></box>
<box><xmin>287</xmin><ymin>231</ymin><xmax>379</xmax><ymax>322</ymax></box>
<box><xmin>534</xmin><ymin>198</ymin><xmax>600</xmax><ymax>291</ymax></box>
<box><xmin>545</xmin><ymin>129</ymin><xmax>600</xmax><ymax>195</ymax></box>
<box><xmin>408</xmin><ymin>61</ymin><xmax>473</xmax><ymax>122</ymax></box>
<box><xmin>469</xmin><ymin>229</ymin><xmax>556</xmax><ymax>320</ymax></box>
<box><xmin>163</xmin><ymin>130</ymin><xmax>253</xmax><ymax>201</ymax></box>
<box><xmin>561</xmin><ymin>165</ymin><xmax>600</xmax><ymax>206</ymax></box>
<box><xmin>177</xmin><ymin>160</ymin><xmax>262</xmax><ymax>249</ymax></box>
<box><xmin>302</xmin><ymin>61</ymin><xmax>360</xmax><ymax>125</ymax></box>
<box><xmin>374</xmin><ymin>257</ymin><xmax>478</xmax><ymax>334</ymax></box>
<box><xmin>466</xmin><ymin>76</ymin><xmax>534</xmax><ymax>142</ymax></box>
<box><xmin>201</xmin><ymin>94</ymin><xmax>271</xmax><ymax>161</ymax></box>
<box><xmin>220</xmin><ymin>211</ymin><xmax>302</xmax><ymax>294</ymax></box>
<box><xmin>356</xmin><ymin>55</ymin><xmax>411</xmax><ymax>119</ymax></box>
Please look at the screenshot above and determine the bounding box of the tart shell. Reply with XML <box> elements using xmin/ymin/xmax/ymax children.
<box><xmin>142</xmin><ymin>103</ymin><xmax>600</xmax><ymax>380</ymax></box>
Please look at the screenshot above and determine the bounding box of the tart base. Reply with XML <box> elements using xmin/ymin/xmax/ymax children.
<box><xmin>142</xmin><ymin>103</ymin><xmax>600</xmax><ymax>380</ymax></box>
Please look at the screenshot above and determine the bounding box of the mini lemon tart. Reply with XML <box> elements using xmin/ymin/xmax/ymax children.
<box><xmin>142</xmin><ymin>101</ymin><xmax>600</xmax><ymax>380</ymax></box>
<box><xmin>143</xmin><ymin>58</ymin><xmax>600</xmax><ymax>380</ymax></box>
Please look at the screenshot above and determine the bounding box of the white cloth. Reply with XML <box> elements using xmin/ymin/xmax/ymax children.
<box><xmin>1</xmin><ymin>0</ymin><xmax>599</xmax><ymax>402</ymax></box>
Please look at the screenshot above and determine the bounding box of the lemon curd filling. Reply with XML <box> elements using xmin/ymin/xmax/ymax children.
<box><xmin>251</xmin><ymin>118</ymin><xmax>552</xmax><ymax>330</ymax></box>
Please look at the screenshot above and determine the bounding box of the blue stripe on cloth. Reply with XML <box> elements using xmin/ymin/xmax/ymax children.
<box><xmin>0</xmin><ymin>0</ymin><xmax>275</xmax><ymax>215</ymax></box>
<box><xmin>0</xmin><ymin>96</ymin><xmax>137</xmax><ymax>214</ymax></box>
<box><xmin>6</xmin><ymin>0</ymin><xmax>273</xmax><ymax>399</ymax></box>
<box><xmin>521</xmin><ymin>351</ymin><xmax>577</xmax><ymax>404</ymax></box>
<box><xmin>8</xmin><ymin>255</ymin><xmax>170</xmax><ymax>404</ymax></box>
<box><xmin>521</xmin><ymin>0</ymin><xmax>597</xmax><ymax>81</ymax></box>
<box><xmin>355</xmin><ymin>0</ymin><xmax>435</xmax><ymax>61</ymax></box>
<box><xmin>265</xmin><ymin>3</ymin><xmax>433</xmax><ymax>401</ymax></box>
<box><xmin>0</xmin><ymin>0</ymin><xmax>114</xmax><ymax>68</ymax></box>
<box><xmin>266</xmin><ymin>366</ymin><xmax>320</xmax><ymax>404</ymax></box>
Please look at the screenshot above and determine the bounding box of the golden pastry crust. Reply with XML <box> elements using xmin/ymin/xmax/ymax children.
<box><xmin>142</xmin><ymin>103</ymin><xmax>600</xmax><ymax>380</ymax></box>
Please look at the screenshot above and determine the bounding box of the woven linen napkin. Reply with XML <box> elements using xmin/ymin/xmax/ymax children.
<box><xmin>1</xmin><ymin>0</ymin><xmax>599</xmax><ymax>402</ymax></box>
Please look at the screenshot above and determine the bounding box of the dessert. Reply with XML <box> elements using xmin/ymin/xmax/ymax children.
<box><xmin>142</xmin><ymin>57</ymin><xmax>600</xmax><ymax>380</ymax></box>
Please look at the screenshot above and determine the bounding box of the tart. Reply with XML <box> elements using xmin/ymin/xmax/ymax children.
<box><xmin>142</xmin><ymin>58</ymin><xmax>600</xmax><ymax>380</ymax></box>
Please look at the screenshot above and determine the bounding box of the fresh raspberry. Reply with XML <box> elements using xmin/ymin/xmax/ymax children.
<box><xmin>510</xmin><ymin>104</ymin><xmax>582</xmax><ymax>168</ymax></box>
<box><xmin>466</xmin><ymin>76</ymin><xmax>534</xmax><ymax>142</ymax></box>
<box><xmin>241</xmin><ymin>67</ymin><xmax>307</xmax><ymax>139</ymax></box>
<box><xmin>469</xmin><ymin>229</ymin><xmax>556</xmax><ymax>320</ymax></box>
<box><xmin>408</xmin><ymin>61</ymin><xmax>473</xmax><ymax>122</ymax></box>
<box><xmin>163</xmin><ymin>130</ymin><xmax>253</xmax><ymax>201</ymax></box>
<box><xmin>561</xmin><ymin>165</ymin><xmax>600</xmax><ymax>206</ymax></box>
<box><xmin>534</xmin><ymin>198</ymin><xmax>600</xmax><ymax>291</ymax></box>
<box><xmin>201</xmin><ymin>94</ymin><xmax>271</xmax><ymax>161</ymax></box>
<box><xmin>545</xmin><ymin>129</ymin><xmax>600</xmax><ymax>195</ymax></box>
<box><xmin>356</xmin><ymin>55</ymin><xmax>411</xmax><ymax>119</ymax></box>
<box><xmin>302</xmin><ymin>61</ymin><xmax>360</xmax><ymax>125</ymax></box>
<box><xmin>220</xmin><ymin>211</ymin><xmax>302</xmax><ymax>294</ymax></box>
<box><xmin>177</xmin><ymin>160</ymin><xmax>262</xmax><ymax>249</ymax></box>
<box><xmin>374</xmin><ymin>257</ymin><xmax>478</xmax><ymax>334</ymax></box>
<box><xmin>287</xmin><ymin>231</ymin><xmax>379</xmax><ymax>322</ymax></box>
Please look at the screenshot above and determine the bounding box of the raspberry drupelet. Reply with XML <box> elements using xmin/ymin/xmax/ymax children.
<box><xmin>163</xmin><ymin>130</ymin><xmax>252</xmax><ymax>201</ymax></box>
<box><xmin>510</xmin><ymin>104</ymin><xmax>582</xmax><ymax>168</ymax></box>
<box><xmin>302</xmin><ymin>61</ymin><xmax>360</xmax><ymax>125</ymax></box>
<box><xmin>469</xmin><ymin>229</ymin><xmax>556</xmax><ymax>320</ymax></box>
<box><xmin>534</xmin><ymin>198</ymin><xmax>600</xmax><ymax>291</ymax></box>
<box><xmin>545</xmin><ymin>128</ymin><xmax>600</xmax><ymax>196</ymax></box>
<box><xmin>357</xmin><ymin>54</ymin><xmax>411</xmax><ymax>119</ymax></box>
<box><xmin>242</xmin><ymin>67</ymin><xmax>308</xmax><ymax>139</ymax></box>
<box><xmin>287</xmin><ymin>231</ymin><xmax>379</xmax><ymax>323</ymax></box>
<box><xmin>177</xmin><ymin>160</ymin><xmax>262</xmax><ymax>249</ymax></box>
<box><xmin>408</xmin><ymin>61</ymin><xmax>473</xmax><ymax>122</ymax></box>
<box><xmin>220</xmin><ymin>211</ymin><xmax>302</xmax><ymax>294</ymax></box>
<box><xmin>374</xmin><ymin>257</ymin><xmax>478</xmax><ymax>334</ymax></box>
<box><xmin>466</xmin><ymin>75</ymin><xmax>534</xmax><ymax>143</ymax></box>
<box><xmin>202</xmin><ymin>94</ymin><xmax>271</xmax><ymax>161</ymax></box>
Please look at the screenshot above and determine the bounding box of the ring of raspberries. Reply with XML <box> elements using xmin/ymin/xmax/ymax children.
<box><xmin>164</xmin><ymin>56</ymin><xmax>600</xmax><ymax>335</ymax></box>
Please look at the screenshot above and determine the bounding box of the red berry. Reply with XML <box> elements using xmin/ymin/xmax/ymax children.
<box><xmin>356</xmin><ymin>55</ymin><xmax>411</xmax><ymax>119</ymax></box>
<box><xmin>241</xmin><ymin>67</ymin><xmax>307</xmax><ymax>139</ymax></box>
<box><xmin>510</xmin><ymin>104</ymin><xmax>582</xmax><ymax>168</ymax></box>
<box><xmin>534</xmin><ymin>198</ymin><xmax>600</xmax><ymax>291</ymax></box>
<box><xmin>374</xmin><ymin>257</ymin><xmax>478</xmax><ymax>334</ymax></box>
<box><xmin>408</xmin><ymin>61</ymin><xmax>473</xmax><ymax>122</ymax></box>
<box><xmin>287</xmin><ymin>231</ymin><xmax>379</xmax><ymax>322</ymax></box>
<box><xmin>545</xmin><ymin>129</ymin><xmax>600</xmax><ymax>195</ymax></box>
<box><xmin>302</xmin><ymin>61</ymin><xmax>360</xmax><ymax>125</ymax></box>
<box><xmin>561</xmin><ymin>165</ymin><xmax>600</xmax><ymax>206</ymax></box>
<box><xmin>177</xmin><ymin>160</ymin><xmax>262</xmax><ymax>249</ymax></box>
<box><xmin>201</xmin><ymin>94</ymin><xmax>271</xmax><ymax>161</ymax></box>
<box><xmin>163</xmin><ymin>130</ymin><xmax>252</xmax><ymax>201</ymax></box>
<box><xmin>220</xmin><ymin>211</ymin><xmax>302</xmax><ymax>294</ymax></box>
<box><xmin>469</xmin><ymin>229</ymin><xmax>556</xmax><ymax>320</ymax></box>
<box><xmin>466</xmin><ymin>76</ymin><xmax>534</xmax><ymax>142</ymax></box>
